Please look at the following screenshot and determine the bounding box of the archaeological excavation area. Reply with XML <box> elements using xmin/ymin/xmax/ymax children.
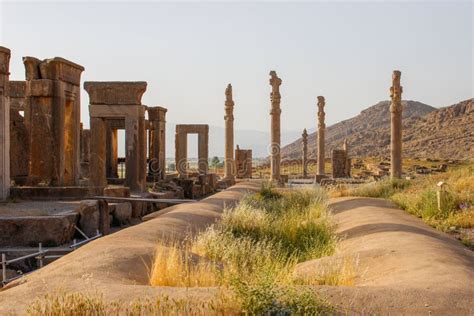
<box><xmin>0</xmin><ymin>44</ymin><xmax>473</xmax><ymax>315</ymax></box>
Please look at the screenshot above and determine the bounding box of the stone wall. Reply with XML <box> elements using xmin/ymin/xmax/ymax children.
<box><xmin>9</xmin><ymin>81</ymin><xmax>28</xmax><ymax>182</ymax></box>
<box><xmin>24</xmin><ymin>57</ymin><xmax>84</xmax><ymax>186</ymax></box>
<box><xmin>332</xmin><ymin>149</ymin><xmax>351</xmax><ymax>178</ymax></box>
<box><xmin>0</xmin><ymin>47</ymin><xmax>10</xmax><ymax>200</ymax></box>
<box><xmin>235</xmin><ymin>147</ymin><xmax>252</xmax><ymax>178</ymax></box>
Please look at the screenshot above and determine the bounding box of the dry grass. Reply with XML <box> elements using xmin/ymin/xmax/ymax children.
<box><xmin>294</xmin><ymin>255</ymin><xmax>358</xmax><ymax>287</ymax></box>
<box><xmin>148</xmin><ymin>185</ymin><xmax>339</xmax><ymax>314</ymax></box>
<box><xmin>27</xmin><ymin>186</ymin><xmax>348</xmax><ymax>315</ymax></box>
<box><xmin>27</xmin><ymin>291</ymin><xmax>239</xmax><ymax>316</ymax></box>
<box><xmin>335</xmin><ymin>164</ymin><xmax>474</xmax><ymax>234</ymax></box>
<box><xmin>149</xmin><ymin>243</ymin><xmax>220</xmax><ymax>287</ymax></box>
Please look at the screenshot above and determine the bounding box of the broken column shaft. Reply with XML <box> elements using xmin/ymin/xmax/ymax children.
<box><xmin>302</xmin><ymin>128</ymin><xmax>308</xmax><ymax>178</ymax></box>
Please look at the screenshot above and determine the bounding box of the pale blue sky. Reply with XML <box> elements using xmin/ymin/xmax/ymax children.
<box><xmin>1</xmin><ymin>1</ymin><xmax>472</xmax><ymax>135</ymax></box>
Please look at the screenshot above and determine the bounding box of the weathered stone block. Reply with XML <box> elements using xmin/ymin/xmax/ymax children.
<box><xmin>111</xmin><ymin>202</ymin><xmax>132</xmax><ymax>226</ymax></box>
<box><xmin>0</xmin><ymin>214</ymin><xmax>77</xmax><ymax>247</ymax></box>
<box><xmin>26</xmin><ymin>79</ymin><xmax>54</xmax><ymax>97</ymax></box>
<box><xmin>103</xmin><ymin>186</ymin><xmax>130</xmax><ymax>198</ymax></box>
<box><xmin>77</xmin><ymin>200</ymin><xmax>100</xmax><ymax>237</ymax></box>
<box><xmin>84</xmin><ymin>82</ymin><xmax>147</xmax><ymax>105</ymax></box>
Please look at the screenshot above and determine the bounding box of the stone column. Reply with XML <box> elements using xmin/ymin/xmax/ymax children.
<box><xmin>224</xmin><ymin>84</ymin><xmax>235</xmax><ymax>181</ymax></box>
<box><xmin>390</xmin><ymin>70</ymin><xmax>403</xmax><ymax>179</ymax></box>
<box><xmin>90</xmin><ymin>117</ymin><xmax>107</xmax><ymax>187</ymax></box>
<box><xmin>0</xmin><ymin>47</ymin><xmax>11</xmax><ymax>200</ymax></box>
<box><xmin>125</xmin><ymin>113</ymin><xmax>146</xmax><ymax>192</ymax></box>
<box><xmin>269</xmin><ymin>71</ymin><xmax>282</xmax><ymax>182</ymax></box>
<box><xmin>106</xmin><ymin>125</ymin><xmax>118</xmax><ymax>178</ymax></box>
<box><xmin>148</xmin><ymin>106</ymin><xmax>167</xmax><ymax>180</ymax></box>
<box><xmin>175</xmin><ymin>127</ymin><xmax>187</xmax><ymax>178</ymax></box>
<box><xmin>302</xmin><ymin>128</ymin><xmax>308</xmax><ymax>178</ymax></box>
<box><xmin>317</xmin><ymin>96</ymin><xmax>326</xmax><ymax>176</ymax></box>
<box><xmin>343</xmin><ymin>138</ymin><xmax>351</xmax><ymax>177</ymax></box>
<box><xmin>198</xmin><ymin>126</ymin><xmax>209</xmax><ymax>175</ymax></box>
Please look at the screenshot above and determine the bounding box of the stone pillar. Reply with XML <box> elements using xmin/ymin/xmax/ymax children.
<box><xmin>224</xmin><ymin>84</ymin><xmax>235</xmax><ymax>181</ymax></box>
<box><xmin>175</xmin><ymin>127</ymin><xmax>187</xmax><ymax>178</ymax></box>
<box><xmin>269</xmin><ymin>71</ymin><xmax>282</xmax><ymax>182</ymax></box>
<box><xmin>343</xmin><ymin>138</ymin><xmax>351</xmax><ymax>177</ymax></box>
<box><xmin>23</xmin><ymin>57</ymin><xmax>84</xmax><ymax>186</ymax></box>
<box><xmin>80</xmin><ymin>128</ymin><xmax>91</xmax><ymax>179</ymax></box>
<box><xmin>125</xmin><ymin>114</ymin><xmax>146</xmax><ymax>192</ymax></box>
<box><xmin>0</xmin><ymin>47</ymin><xmax>11</xmax><ymax>200</ymax></box>
<box><xmin>198</xmin><ymin>125</ymin><xmax>209</xmax><ymax>175</ymax></box>
<box><xmin>317</xmin><ymin>96</ymin><xmax>326</xmax><ymax>176</ymax></box>
<box><xmin>390</xmin><ymin>70</ymin><xmax>403</xmax><ymax>179</ymax></box>
<box><xmin>90</xmin><ymin>117</ymin><xmax>107</xmax><ymax>187</ymax></box>
<box><xmin>235</xmin><ymin>145</ymin><xmax>253</xmax><ymax>179</ymax></box>
<box><xmin>302</xmin><ymin>128</ymin><xmax>308</xmax><ymax>178</ymax></box>
<box><xmin>106</xmin><ymin>125</ymin><xmax>118</xmax><ymax>178</ymax></box>
<box><xmin>9</xmin><ymin>81</ymin><xmax>29</xmax><ymax>182</ymax></box>
<box><xmin>148</xmin><ymin>106</ymin><xmax>167</xmax><ymax>180</ymax></box>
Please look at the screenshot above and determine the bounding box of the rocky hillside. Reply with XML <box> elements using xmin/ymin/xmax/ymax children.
<box><xmin>281</xmin><ymin>99</ymin><xmax>474</xmax><ymax>160</ymax></box>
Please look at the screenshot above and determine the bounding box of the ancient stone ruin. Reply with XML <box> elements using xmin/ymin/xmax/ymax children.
<box><xmin>23</xmin><ymin>57</ymin><xmax>84</xmax><ymax>187</ymax></box>
<box><xmin>317</xmin><ymin>96</ymin><xmax>326</xmax><ymax>176</ymax></box>
<box><xmin>9</xmin><ymin>81</ymin><xmax>28</xmax><ymax>184</ymax></box>
<box><xmin>332</xmin><ymin>139</ymin><xmax>351</xmax><ymax>178</ymax></box>
<box><xmin>175</xmin><ymin>124</ymin><xmax>209</xmax><ymax>178</ymax></box>
<box><xmin>0</xmin><ymin>47</ymin><xmax>10</xmax><ymax>201</ymax></box>
<box><xmin>269</xmin><ymin>71</ymin><xmax>282</xmax><ymax>182</ymax></box>
<box><xmin>390</xmin><ymin>70</ymin><xmax>403</xmax><ymax>179</ymax></box>
<box><xmin>148</xmin><ymin>106</ymin><xmax>167</xmax><ymax>181</ymax></box>
<box><xmin>224</xmin><ymin>84</ymin><xmax>235</xmax><ymax>182</ymax></box>
<box><xmin>235</xmin><ymin>145</ymin><xmax>252</xmax><ymax>179</ymax></box>
<box><xmin>85</xmin><ymin>81</ymin><xmax>147</xmax><ymax>193</ymax></box>
<box><xmin>302</xmin><ymin>128</ymin><xmax>308</xmax><ymax>178</ymax></box>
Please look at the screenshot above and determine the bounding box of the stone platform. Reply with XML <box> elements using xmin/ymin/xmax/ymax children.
<box><xmin>9</xmin><ymin>187</ymin><xmax>96</xmax><ymax>200</ymax></box>
<box><xmin>0</xmin><ymin>201</ymin><xmax>79</xmax><ymax>247</ymax></box>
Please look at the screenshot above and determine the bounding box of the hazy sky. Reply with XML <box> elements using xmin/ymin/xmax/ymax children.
<box><xmin>1</xmin><ymin>1</ymin><xmax>472</xmax><ymax>135</ymax></box>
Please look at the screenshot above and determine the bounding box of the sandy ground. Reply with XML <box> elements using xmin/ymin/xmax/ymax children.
<box><xmin>0</xmin><ymin>188</ymin><xmax>472</xmax><ymax>315</ymax></box>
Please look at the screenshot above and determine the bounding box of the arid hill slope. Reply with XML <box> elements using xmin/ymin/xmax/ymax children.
<box><xmin>281</xmin><ymin>99</ymin><xmax>473</xmax><ymax>160</ymax></box>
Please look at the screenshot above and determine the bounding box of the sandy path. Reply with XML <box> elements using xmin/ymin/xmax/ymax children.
<box><xmin>0</xmin><ymin>192</ymin><xmax>472</xmax><ymax>314</ymax></box>
<box><xmin>295</xmin><ymin>197</ymin><xmax>474</xmax><ymax>314</ymax></box>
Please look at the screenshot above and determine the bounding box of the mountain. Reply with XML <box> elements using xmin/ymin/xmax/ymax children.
<box><xmin>401</xmin><ymin>99</ymin><xmax>474</xmax><ymax>159</ymax></box>
<box><xmin>280</xmin><ymin>99</ymin><xmax>474</xmax><ymax>161</ymax></box>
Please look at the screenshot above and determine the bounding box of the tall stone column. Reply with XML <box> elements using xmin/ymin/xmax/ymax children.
<box><xmin>89</xmin><ymin>117</ymin><xmax>107</xmax><ymax>188</ymax></box>
<box><xmin>269</xmin><ymin>71</ymin><xmax>282</xmax><ymax>182</ymax></box>
<box><xmin>390</xmin><ymin>70</ymin><xmax>403</xmax><ymax>179</ymax></box>
<box><xmin>0</xmin><ymin>47</ymin><xmax>11</xmax><ymax>200</ymax></box>
<box><xmin>198</xmin><ymin>125</ymin><xmax>209</xmax><ymax>175</ymax></box>
<box><xmin>148</xmin><ymin>106</ymin><xmax>167</xmax><ymax>180</ymax></box>
<box><xmin>224</xmin><ymin>84</ymin><xmax>235</xmax><ymax>181</ymax></box>
<box><xmin>175</xmin><ymin>127</ymin><xmax>187</xmax><ymax>178</ymax></box>
<box><xmin>302</xmin><ymin>128</ymin><xmax>308</xmax><ymax>178</ymax></box>
<box><xmin>317</xmin><ymin>96</ymin><xmax>326</xmax><ymax>176</ymax></box>
<box><xmin>125</xmin><ymin>114</ymin><xmax>146</xmax><ymax>192</ymax></box>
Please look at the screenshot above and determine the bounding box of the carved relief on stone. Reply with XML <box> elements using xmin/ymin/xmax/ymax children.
<box><xmin>269</xmin><ymin>70</ymin><xmax>282</xmax><ymax>112</ymax></box>
<box><xmin>224</xmin><ymin>83</ymin><xmax>234</xmax><ymax>121</ymax></box>
<box><xmin>390</xmin><ymin>70</ymin><xmax>403</xmax><ymax>113</ymax></box>
<box><xmin>317</xmin><ymin>96</ymin><xmax>325</xmax><ymax>128</ymax></box>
